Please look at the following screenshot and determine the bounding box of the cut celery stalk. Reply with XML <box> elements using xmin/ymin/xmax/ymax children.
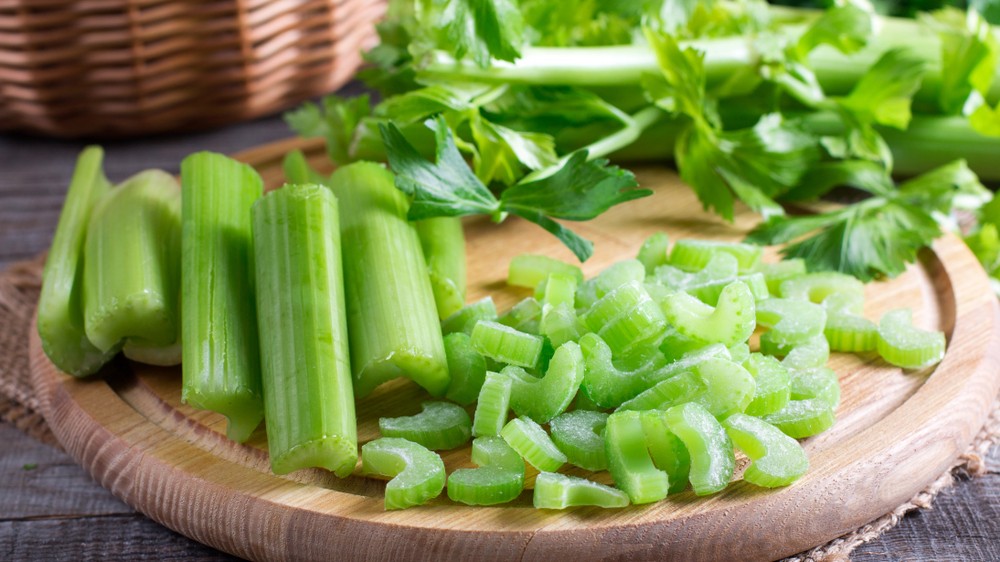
<box><xmin>37</xmin><ymin>146</ymin><xmax>119</xmax><ymax>377</ymax></box>
<box><xmin>604</xmin><ymin>410</ymin><xmax>670</xmax><ymax>504</ymax></box>
<box><xmin>506</xmin><ymin>341</ymin><xmax>584</xmax><ymax>423</ymax></box>
<box><xmin>779</xmin><ymin>272</ymin><xmax>865</xmax><ymax>303</ymax></box>
<box><xmin>533</xmin><ymin>472</ymin><xmax>629</xmax><ymax>509</ymax></box>
<box><xmin>654</xmin><ymin>253</ymin><xmax>739</xmax><ymax>289</ymax></box>
<box><xmin>542</xmin><ymin>273</ymin><xmax>578</xmax><ymax>308</ymax></box>
<box><xmin>252</xmin><ymin>184</ymin><xmax>357</xmax><ymax>475</ymax></box>
<box><xmin>473</xmin><ymin>371</ymin><xmax>512</xmax><ymax>436</ymax></box>
<box><xmin>723</xmin><ymin>413</ymin><xmax>809</xmax><ymax>488</ymax></box>
<box><xmin>508</xmin><ymin>254</ymin><xmax>583</xmax><ymax>288</ymax></box>
<box><xmin>659</xmin><ymin>281</ymin><xmax>756</xmax><ymax>347</ymax></box>
<box><xmin>670</xmin><ymin>240</ymin><xmax>762</xmax><ymax>273</ymax></box>
<box><xmin>642</xmin><ymin>342</ymin><xmax>731</xmax><ymax>387</ymax></box>
<box><xmin>823</xmin><ymin>292</ymin><xmax>878</xmax><ymax>353</ymax></box>
<box><xmin>498</xmin><ymin>297</ymin><xmax>543</xmax><ymax>334</ymax></box>
<box><xmin>790</xmin><ymin>367</ymin><xmax>841</xmax><ymax>409</ymax></box>
<box><xmin>282</xmin><ymin>149</ymin><xmax>327</xmax><ymax>185</ymax></box>
<box><xmin>762</xmin><ymin>398</ymin><xmax>836</xmax><ymax>438</ymax></box>
<box><xmin>443</xmin><ymin>332</ymin><xmax>488</xmax><ymax>405</ymax></box>
<box><xmin>500</xmin><ymin>417</ymin><xmax>567</xmax><ymax>472</ymax></box>
<box><xmin>579</xmin><ymin>333</ymin><xmax>655</xmax><ymax>408</ymax></box>
<box><xmin>687</xmin><ymin>272</ymin><xmax>770</xmax><ymax>306</ymax></box>
<box><xmin>583</xmin><ymin>280</ymin><xmax>667</xmax><ymax>357</ymax></box>
<box><xmin>180</xmin><ymin>152</ymin><xmax>264</xmax><ymax>443</ymax></box>
<box><xmin>447</xmin><ymin>436</ymin><xmax>525</xmax><ymax>505</ymax></box>
<box><xmin>362</xmin><ymin>437</ymin><xmax>446</xmax><ymax>510</ymax></box>
<box><xmin>758</xmin><ymin>259</ymin><xmax>807</xmax><ymax>295</ymax></box>
<box><xmin>756</xmin><ymin>297</ymin><xmax>827</xmax><ymax>346</ymax></box>
<box><xmin>781</xmin><ymin>335</ymin><xmax>831</xmax><ymax>371</ymax></box>
<box><xmin>331</xmin><ymin>162</ymin><xmax>449</xmax><ymax>397</ymax></box>
<box><xmin>744</xmin><ymin>354</ymin><xmax>791</xmax><ymax>417</ymax></box>
<box><xmin>471</xmin><ymin>320</ymin><xmax>545</xmax><ymax>368</ymax></box>
<box><xmin>379</xmin><ymin>401</ymin><xmax>472</xmax><ymax>450</ymax></box>
<box><xmin>416</xmin><ymin>217</ymin><xmax>467</xmax><ymax>319</ymax></box>
<box><xmin>876</xmin><ymin>309</ymin><xmax>946</xmax><ymax>370</ymax></box>
<box><xmin>640</xmin><ymin>410</ymin><xmax>691</xmax><ymax>494</ymax></box>
<box><xmin>663</xmin><ymin>402</ymin><xmax>735</xmax><ymax>496</ymax></box>
<box><xmin>549</xmin><ymin>410</ymin><xmax>609</xmax><ymax>471</ymax></box>
<box><xmin>123</xmin><ymin>338</ymin><xmax>182</xmax><ymax>367</ymax></box>
<box><xmin>637</xmin><ymin>232</ymin><xmax>670</xmax><ymax>274</ymax></box>
<box><xmin>540</xmin><ymin>303</ymin><xmax>581</xmax><ymax>348</ymax></box>
<box><xmin>618</xmin><ymin>357</ymin><xmax>755</xmax><ymax>418</ymax></box>
<box><xmin>83</xmin><ymin>170</ymin><xmax>181</xmax><ymax>353</ymax></box>
<box><xmin>441</xmin><ymin>297</ymin><xmax>498</xmax><ymax>336</ymax></box>
<box><xmin>591</xmin><ymin>260</ymin><xmax>646</xmax><ymax>298</ymax></box>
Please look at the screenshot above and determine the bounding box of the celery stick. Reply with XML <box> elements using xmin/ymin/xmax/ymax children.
<box><xmin>379</xmin><ymin>401</ymin><xmax>472</xmax><ymax>451</ymax></box>
<box><xmin>471</xmin><ymin>320</ymin><xmax>544</xmax><ymax>369</ymax></box>
<box><xmin>533</xmin><ymin>473</ymin><xmax>629</xmax><ymax>509</ymax></box>
<box><xmin>330</xmin><ymin>162</ymin><xmax>449</xmax><ymax>397</ymax></box>
<box><xmin>443</xmin><ymin>333</ymin><xmax>488</xmax><ymax>405</ymax></box>
<box><xmin>362</xmin><ymin>437</ymin><xmax>446</xmax><ymax>510</ymax></box>
<box><xmin>180</xmin><ymin>152</ymin><xmax>264</xmax><ymax>443</ymax></box>
<box><xmin>604</xmin><ymin>410</ymin><xmax>670</xmax><ymax>504</ymax></box>
<box><xmin>252</xmin><ymin>184</ymin><xmax>357</xmax><ymax>475</ymax></box>
<box><xmin>500</xmin><ymin>417</ymin><xmax>567</xmax><ymax>472</ymax></box>
<box><xmin>282</xmin><ymin>149</ymin><xmax>327</xmax><ymax>186</ymax></box>
<box><xmin>37</xmin><ymin>146</ymin><xmax>119</xmax><ymax>377</ymax></box>
<box><xmin>508</xmin><ymin>254</ymin><xmax>583</xmax><ymax>288</ymax></box>
<box><xmin>447</xmin><ymin>436</ymin><xmax>525</xmax><ymax>506</ymax></box>
<box><xmin>723</xmin><ymin>413</ymin><xmax>809</xmax><ymax>488</ymax></box>
<box><xmin>505</xmin><ymin>341</ymin><xmax>584</xmax><ymax>423</ymax></box>
<box><xmin>549</xmin><ymin>410</ymin><xmax>609</xmax><ymax>471</ymax></box>
<box><xmin>473</xmin><ymin>371</ymin><xmax>513</xmax><ymax>436</ymax></box>
<box><xmin>663</xmin><ymin>402</ymin><xmax>735</xmax><ymax>496</ymax></box>
<box><xmin>83</xmin><ymin>170</ymin><xmax>181</xmax><ymax>353</ymax></box>
<box><xmin>122</xmin><ymin>339</ymin><xmax>182</xmax><ymax>367</ymax></box>
<box><xmin>416</xmin><ymin>217</ymin><xmax>467</xmax><ymax>319</ymax></box>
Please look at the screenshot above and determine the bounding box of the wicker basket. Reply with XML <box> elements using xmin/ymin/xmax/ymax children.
<box><xmin>0</xmin><ymin>0</ymin><xmax>386</xmax><ymax>138</ymax></box>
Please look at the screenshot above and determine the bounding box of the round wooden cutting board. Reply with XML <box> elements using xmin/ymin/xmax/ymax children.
<box><xmin>30</xmin><ymin>137</ymin><xmax>1000</xmax><ymax>562</ymax></box>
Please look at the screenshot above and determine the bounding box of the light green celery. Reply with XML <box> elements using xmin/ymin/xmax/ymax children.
<box><xmin>782</xmin><ymin>335</ymin><xmax>831</xmax><ymax>371</ymax></box>
<box><xmin>789</xmin><ymin>367</ymin><xmax>841</xmax><ymax>409</ymax></box>
<box><xmin>473</xmin><ymin>371</ymin><xmax>512</xmax><ymax>436</ymax></box>
<box><xmin>471</xmin><ymin>320</ymin><xmax>545</xmax><ymax>368</ymax></box>
<box><xmin>505</xmin><ymin>341</ymin><xmax>584</xmax><ymax>423</ymax></box>
<box><xmin>744</xmin><ymin>354</ymin><xmax>792</xmax><ymax>417</ymax></box>
<box><xmin>416</xmin><ymin>217</ymin><xmax>467</xmax><ymax>319</ymax></box>
<box><xmin>549</xmin><ymin>410</ymin><xmax>609</xmax><ymax>471</ymax></box>
<box><xmin>877</xmin><ymin>309</ymin><xmax>946</xmax><ymax>370</ymax></box>
<box><xmin>508</xmin><ymin>254</ymin><xmax>583</xmax><ymax>288</ymax></box>
<box><xmin>379</xmin><ymin>401</ymin><xmax>472</xmax><ymax>450</ymax></box>
<box><xmin>618</xmin><ymin>357</ymin><xmax>755</xmax><ymax>418</ymax></box>
<box><xmin>362</xmin><ymin>437</ymin><xmax>446</xmax><ymax>510</ymax></box>
<box><xmin>670</xmin><ymin>240</ymin><xmax>763</xmax><ymax>273</ymax></box>
<box><xmin>330</xmin><ymin>162</ymin><xmax>449</xmax><ymax>397</ymax></box>
<box><xmin>498</xmin><ymin>297</ymin><xmax>543</xmax><ymax>334</ymax></box>
<box><xmin>591</xmin><ymin>260</ymin><xmax>646</xmax><ymax>298</ymax></box>
<box><xmin>823</xmin><ymin>293</ymin><xmax>878</xmax><ymax>353</ymax></box>
<box><xmin>637</xmin><ymin>232</ymin><xmax>670</xmax><ymax>274</ymax></box>
<box><xmin>686</xmin><ymin>273</ymin><xmax>770</xmax><ymax>307</ymax></box>
<box><xmin>252</xmin><ymin>184</ymin><xmax>356</xmax><ymax>475</ymax></box>
<box><xmin>578</xmin><ymin>333</ymin><xmax>653</xmax><ymax>408</ymax></box>
<box><xmin>763</xmin><ymin>398</ymin><xmax>836</xmax><ymax>438</ymax></box>
<box><xmin>447</xmin><ymin>436</ymin><xmax>525</xmax><ymax>505</ymax></box>
<box><xmin>533</xmin><ymin>473</ymin><xmax>629</xmax><ymax>509</ymax></box>
<box><xmin>583</xmin><ymin>280</ymin><xmax>667</xmax><ymax>357</ymax></box>
<box><xmin>542</xmin><ymin>273</ymin><xmax>578</xmax><ymax>308</ymax></box>
<box><xmin>758</xmin><ymin>259</ymin><xmax>808</xmax><ymax>295</ymax></box>
<box><xmin>180</xmin><ymin>152</ymin><xmax>264</xmax><ymax>443</ymax></box>
<box><xmin>82</xmin><ymin>170</ymin><xmax>180</xmax><ymax>354</ymax></box>
<box><xmin>540</xmin><ymin>303</ymin><xmax>581</xmax><ymax>348</ymax></box>
<box><xmin>37</xmin><ymin>146</ymin><xmax>119</xmax><ymax>377</ymax></box>
<box><xmin>756</xmin><ymin>297</ymin><xmax>827</xmax><ymax>347</ymax></box>
<box><xmin>640</xmin><ymin>410</ymin><xmax>691</xmax><ymax>495</ymax></box>
<box><xmin>727</xmin><ymin>342</ymin><xmax>751</xmax><ymax>366</ymax></box>
<box><xmin>663</xmin><ymin>402</ymin><xmax>735</xmax><ymax>496</ymax></box>
<box><xmin>282</xmin><ymin>149</ymin><xmax>327</xmax><ymax>185</ymax></box>
<box><xmin>500</xmin><ymin>417</ymin><xmax>567</xmax><ymax>472</ymax></box>
<box><xmin>642</xmin><ymin>342</ymin><xmax>732</xmax><ymax>387</ymax></box>
<box><xmin>779</xmin><ymin>272</ymin><xmax>865</xmax><ymax>303</ymax></box>
<box><xmin>444</xmin><ymin>333</ymin><xmax>488</xmax><ymax>405</ymax></box>
<box><xmin>659</xmin><ymin>281</ymin><xmax>756</xmax><ymax>347</ymax></box>
<box><xmin>723</xmin><ymin>414</ymin><xmax>809</xmax><ymax>488</ymax></box>
<box><xmin>122</xmin><ymin>339</ymin><xmax>182</xmax><ymax>367</ymax></box>
<box><xmin>654</xmin><ymin>253</ymin><xmax>739</xmax><ymax>289</ymax></box>
<box><xmin>442</xmin><ymin>297</ymin><xmax>498</xmax><ymax>336</ymax></box>
<box><xmin>604</xmin><ymin>410</ymin><xmax>670</xmax><ymax>504</ymax></box>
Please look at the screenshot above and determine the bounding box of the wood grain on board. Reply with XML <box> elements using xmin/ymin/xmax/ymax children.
<box><xmin>23</xmin><ymin>135</ymin><xmax>1000</xmax><ymax>561</ymax></box>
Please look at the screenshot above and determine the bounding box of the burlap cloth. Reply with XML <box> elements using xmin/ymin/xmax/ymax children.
<box><xmin>2</xmin><ymin>255</ymin><xmax>998</xmax><ymax>561</ymax></box>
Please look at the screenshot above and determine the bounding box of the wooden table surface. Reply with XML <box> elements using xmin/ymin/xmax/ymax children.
<box><xmin>1</xmin><ymin>107</ymin><xmax>998</xmax><ymax>562</ymax></box>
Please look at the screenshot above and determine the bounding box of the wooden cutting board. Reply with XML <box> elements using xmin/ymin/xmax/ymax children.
<box><xmin>30</xmin><ymin>137</ymin><xmax>1000</xmax><ymax>562</ymax></box>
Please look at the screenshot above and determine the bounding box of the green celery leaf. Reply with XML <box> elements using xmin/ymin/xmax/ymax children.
<box><xmin>923</xmin><ymin>7</ymin><xmax>997</xmax><ymax>115</ymax></box>
<box><xmin>381</xmin><ymin>117</ymin><xmax>501</xmax><ymax>220</ymax></box>
<box><xmin>499</xmin><ymin>151</ymin><xmax>649</xmax><ymax>221</ymax></box>
<box><xmin>484</xmin><ymin>86</ymin><xmax>628</xmax><ymax>130</ymax></box>
<box><xmin>969</xmin><ymin>101</ymin><xmax>1000</xmax><ymax>136</ymax></box>
<box><xmin>505</xmin><ymin>209</ymin><xmax>595</xmax><ymax>261</ymax></box>
<box><xmin>284</xmin><ymin>95</ymin><xmax>372</xmax><ymax>165</ymax></box>
<box><xmin>424</xmin><ymin>0</ymin><xmax>525</xmax><ymax>66</ymax></box>
<box><xmin>795</xmin><ymin>0</ymin><xmax>874</xmax><ymax>58</ymax></box>
<box><xmin>644</xmin><ymin>29</ymin><xmax>714</xmax><ymax>126</ymax></box>
<box><xmin>781</xmin><ymin>160</ymin><xmax>892</xmax><ymax>201</ymax></box>
<box><xmin>375</xmin><ymin>84</ymin><xmax>493</xmax><ymax>125</ymax></box>
<box><xmin>838</xmin><ymin>48</ymin><xmax>926</xmax><ymax>129</ymax></box>
<box><xmin>469</xmin><ymin>118</ymin><xmax>558</xmax><ymax>185</ymax></box>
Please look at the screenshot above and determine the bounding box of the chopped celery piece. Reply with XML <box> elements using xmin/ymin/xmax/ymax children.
<box><xmin>762</xmin><ymin>399</ymin><xmax>836</xmax><ymax>438</ymax></box>
<box><xmin>542</xmin><ymin>273</ymin><xmax>577</xmax><ymax>308</ymax></box>
<box><xmin>660</xmin><ymin>281</ymin><xmax>756</xmax><ymax>347</ymax></box>
<box><xmin>604</xmin><ymin>410</ymin><xmax>670</xmax><ymax>504</ymax></box>
<box><xmin>663</xmin><ymin>402</ymin><xmax>735</xmax><ymax>496</ymax></box>
<box><xmin>379</xmin><ymin>401</ymin><xmax>472</xmax><ymax>450</ymax></box>
<box><xmin>727</xmin><ymin>342</ymin><xmax>751</xmax><ymax>366</ymax></box>
<box><xmin>591</xmin><ymin>260</ymin><xmax>646</xmax><ymax>298</ymax></box>
<box><xmin>618</xmin><ymin>357</ymin><xmax>755</xmax><ymax>418</ymax></box>
<box><xmin>447</xmin><ymin>436</ymin><xmax>525</xmax><ymax>505</ymax></box>
<box><xmin>756</xmin><ymin>297</ymin><xmax>827</xmax><ymax>346</ymax></box>
<box><xmin>500</xmin><ymin>417</ymin><xmax>567</xmax><ymax>472</ymax></box>
<box><xmin>416</xmin><ymin>217</ymin><xmax>467</xmax><ymax>319</ymax></box>
<box><xmin>362</xmin><ymin>437</ymin><xmax>446</xmax><ymax>510</ymax></box>
<box><xmin>617</xmin><ymin>371</ymin><xmax>703</xmax><ymax>412</ymax></box>
<box><xmin>549</xmin><ymin>410</ymin><xmax>609</xmax><ymax>471</ymax></box>
<box><xmin>789</xmin><ymin>367</ymin><xmax>841</xmax><ymax>409</ymax></box>
<box><xmin>508</xmin><ymin>254</ymin><xmax>583</xmax><ymax>288</ymax></box>
<box><xmin>758</xmin><ymin>259</ymin><xmax>807</xmax><ymax>295</ymax></box>
<box><xmin>640</xmin><ymin>410</ymin><xmax>691</xmax><ymax>494</ymax></box>
<box><xmin>180</xmin><ymin>152</ymin><xmax>264</xmax><ymax>443</ymax></box>
<box><xmin>779</xmin><ymin>272</ymin><xmax>865</xmax><ymax>303</ymax></box>
<box><xmin>782</xmin><ymin>335</ymin><xmax>831</xmax><ymax>371</ymax></box>
<box><xmin>122</xmin><ymin>339</ymin><xmax>181</xmax><ymax>367</ymax></box>
<box><xmin>471</xmin><ymin>320</ymin><xmax>544</xmax><ymax>369</ymax></box>
<box><xmin>473</xmin><ymin>371</ymin><xmax>512</xmax><ymax>436</ymax></box>
<box><xmin>83</xmin><ymin>170</ymin><xmax>181</xmax><ymax>353</ymax></box>
<box><xmin>442</xmin><ymin>297</ymin><xmax>498</xmax><ymax>336</ymax></box>
<box><xmin>723</xmin><ymin>414</ymin><xmax>809</xmax><ymax>488</ymax></box>
<box><xmin>642</xmin><ymin>343</ymin><xmax>731</xmax><ymax>387</ymax></box>
<box><xmin>744</xmin><ymin>354</ymin><xmax>791</xmax><ymax>417</ymax></box>
<box><xmin>541</xmin><ymin>303</ymin><xmax>581</xmax><ymax>348</ymax></box>
<box><xmin>687</xmin><ymin>273</ymin><xmax>770</xmax><ymax>307</ymax></box>
<box><xmin>658</xmin><ymin>324</ymin><xmax>711</xmax><ymax>362</ymax></box>
<box><xmin>583</xmin><ymin>280</ymin><xmax>667</xmax><ymax>357</ymax></box>
<box><xmin>877</xmin><ymin>309</ymin><xmax>946</xmax><ymax>370</ymax></box>
<box><xmin>505</xmin><ymin>341</ymin><xmax>584</xmax><ymax>423</ymax></box>
<box><xmin>533</xmin><ymin>472</ymin><xmax>629</xmax><ymax>509</ymax></box>
<box><xmin>579</xmin><ymin>333</ymin><xmax>653</xmax><ymax>408</ymax></box>
<box><xmin>654</xmin><ymin>253</ymin><xmax>739</xmax><ymax>289</ymax></box>
<box><xmin>637</xmin><ymin>232</ymin><xmax>670</xmax><ymax>274</ymax></box>
<box><xmin>444</xmin><ymin>333</ymin><xmax>488</xmax><ymax>406</ymax></box>
<box><xmin>670</xmin><ymin>240</ymin><xmax>762</xmax><ymax>273</ymax></box>
<box><xmin>282</xmin><ymin>149</ymin><xmax>326</xmax><ymax>185</ymax></box>
<box><xmin>498</xmin><ymin>297</ymin><xmax>543</xmax><ymax>334</ymax></box>
<box><xmin>573</xmin><ymin>389</ymin><xmax>606</xmax><ymax>411</ymax></box>
<box><xmin>37</xmin><ymin>146</ymin><xmax>119</xmax><ymax>377</ymax></box>
<box><xmin>823</xmin><ymin>293</ymin><xmax>878</xmax><ymax>353</ymax></box>
<box><xmin>331</xmin><ymin>162</ymin><xmax>449</xmax><ymax>397</ymax></box>
<box><xmin>252</xmin><ymin>184</ymin><xmax>357</xmax><ymax>475</ymax></box>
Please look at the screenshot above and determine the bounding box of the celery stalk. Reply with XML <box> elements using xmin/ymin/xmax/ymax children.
<box><xmin>37</xmin><ymin>146</ymin><xmax>119</xmax><ymax>377</ymax></box>
<box><xmin>252</xmin><ymin>184</ymin><xmax>357</xmax><ymax>476</ymax></box>
<box><xmin>330</xmin><ymin>162</ymin><xmax>450</xmax><ymax>397</ymax></box>
<box><xmin>180</xmin><ymin>152</ymin><xmax>264</xmax><ymax>443</ymax></box>
<box><xmin>83</xmin><ymin>170</ymin><xmax>181</xmax><ymax>353</ymax></box>
<box><xmin>416</xmin><ymin>217</ymin><xmax>467</xmax><ymax>319</ymax></box>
